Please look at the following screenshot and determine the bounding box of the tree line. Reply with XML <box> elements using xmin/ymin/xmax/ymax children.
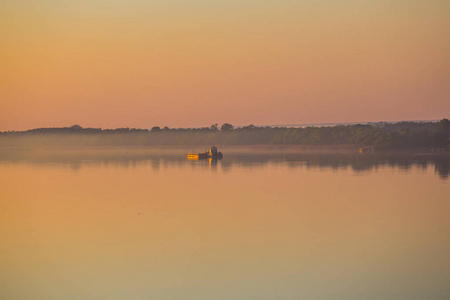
<box><xmin>1</xmin><ymin>119</ymin><xmax>448</xmax><ymax>149</ymax></box>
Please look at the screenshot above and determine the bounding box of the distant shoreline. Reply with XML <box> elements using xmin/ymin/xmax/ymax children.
<box><xmin>1</xmin><ymin>119</ymin><xmax>443</xmax><ymax>133</ymax></box>
<box><xmin>1</xmin><ymin>119</ymin><xmax>448</xmax><ymax>150</ymax></box>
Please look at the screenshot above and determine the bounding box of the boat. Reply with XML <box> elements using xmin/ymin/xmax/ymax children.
<box><xmin>359</xmin><ymin>146</ymin><xmax>375</xmax><ymax>153</ymax></box>
<box><xmin>187</xmin><ymin>146</ymin><xmax>223</xmax><ymax>160</ymax></box>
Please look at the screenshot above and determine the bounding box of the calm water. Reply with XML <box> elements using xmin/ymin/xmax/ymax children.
<box><xmin>1</xmin><ymin>148</ymin><xmax>449</xmax><ymax>300</ymax></box>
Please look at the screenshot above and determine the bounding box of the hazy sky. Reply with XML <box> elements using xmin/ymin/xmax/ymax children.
<box><xmin>1</xmin><ymin>0</ymin><xmax>449</xmax><ymax>130</ymax></box>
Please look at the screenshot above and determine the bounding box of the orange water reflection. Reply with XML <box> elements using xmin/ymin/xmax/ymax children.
<box><xmin>1</xmin><ymin>157</ymin><xmax>449</xmax><ymax>299</ymax></box>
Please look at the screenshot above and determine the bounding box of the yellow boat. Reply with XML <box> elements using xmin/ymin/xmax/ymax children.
<box><xmin>187</xmin><ymin>146</ymin><xmax>223</xmax><ymax>160</ymax></box>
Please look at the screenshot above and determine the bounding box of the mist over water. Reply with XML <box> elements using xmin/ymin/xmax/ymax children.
<box><xmin>1</xmin><ymin>147</ymin><xmax>449</xmax><ymax>300</ymax></box>
<box><xmin>1</xmin><ymin>146</ymin><xmax>449</xmax><ymax>179</ymax></box>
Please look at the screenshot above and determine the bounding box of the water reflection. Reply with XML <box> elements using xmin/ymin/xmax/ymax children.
<box><xmin>1</xmin><ymin>148</ymin><xmax>448</xmax><ymax>179</ymax></box>
<box><xmin>1</xmin><ymin>148</ymin><xmax>449</xmax><ymax>300</ymax></box>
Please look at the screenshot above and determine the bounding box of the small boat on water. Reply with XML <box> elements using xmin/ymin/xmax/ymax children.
<box><xmin>187</xmin><ymin>146</ymin><xmax>223</xmax><ymax>160</ymax></box>
<box><xmin>359</xmin><ymin>146</ymin><xmax>375</xmax><ymax>153</ymax></box>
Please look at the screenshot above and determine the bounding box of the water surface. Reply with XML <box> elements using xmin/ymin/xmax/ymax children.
<box><xmin>1</xmin><ymin>148</ymin><xmax>449</xmax><ymax>300</ymax></box>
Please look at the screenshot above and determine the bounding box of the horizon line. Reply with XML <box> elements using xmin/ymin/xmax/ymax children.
<box><xmin>1</xmin><ymin>118</ymin><xmax>446</xmax><ymax>133</ymax></box>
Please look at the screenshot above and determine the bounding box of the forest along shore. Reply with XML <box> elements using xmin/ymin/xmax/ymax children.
<box><xmin>0</xmin><ymin>119</ymin><xmax>449</xmax><ymax>150</ymax></box>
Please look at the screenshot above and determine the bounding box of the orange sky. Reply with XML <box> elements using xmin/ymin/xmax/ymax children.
<box><xmin>1</xmin><ymin>0</ymin><xmax>449</xmax><ymax>131</ymax></box>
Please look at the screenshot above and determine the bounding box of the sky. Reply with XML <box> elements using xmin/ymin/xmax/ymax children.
<box><xmin>1</xmin><ymin>0</ymin><xmax>449</xmax><ymax>131</ymax></box>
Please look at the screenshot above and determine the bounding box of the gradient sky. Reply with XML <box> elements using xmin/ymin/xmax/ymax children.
<box><xmin>1</xmin><ymin>0</ymin><xmax>449</xmax><ymax>130</ymax></box>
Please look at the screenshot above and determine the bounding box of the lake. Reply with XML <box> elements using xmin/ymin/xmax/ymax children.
<box><xmin>1</xmin><ymin>147</ymin><xmax>449</xmax><ymax>300</ymax></box>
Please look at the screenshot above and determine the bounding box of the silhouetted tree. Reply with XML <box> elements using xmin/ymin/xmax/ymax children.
<box><xmin>242</xmin><ymin>124</ymin><xmax>256</xmax><ymax>130</ymax></box>
<box><xmin>151</xmin><ymin>126</ymin><xmax>161</xmax><ymax>132</ymax></box>
<box><xmin>434</xmin><ymin>118</ymin><xmax>450</xmax><ymax>147</ymax></box>
<box><xmin>221</xmin><ymin>123</ymin><xmax>234</xmax><ymax>131</ymax></box>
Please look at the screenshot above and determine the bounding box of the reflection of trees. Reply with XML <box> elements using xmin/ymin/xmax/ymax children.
<box><xmin>1</xmin><ymin>151</ymin><xmax>448</xmax><ymax>179</ymax></box>
<box><xmin>434</xmin><ymin>156</ymin><xmax>450</xmax><ymax>179</ymax></box>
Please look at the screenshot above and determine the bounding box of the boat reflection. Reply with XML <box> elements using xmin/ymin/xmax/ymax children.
<box><xmin>187</xmin><ymin>156</ymin><xmax>219</xmax><ymax>169</ymax></box>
